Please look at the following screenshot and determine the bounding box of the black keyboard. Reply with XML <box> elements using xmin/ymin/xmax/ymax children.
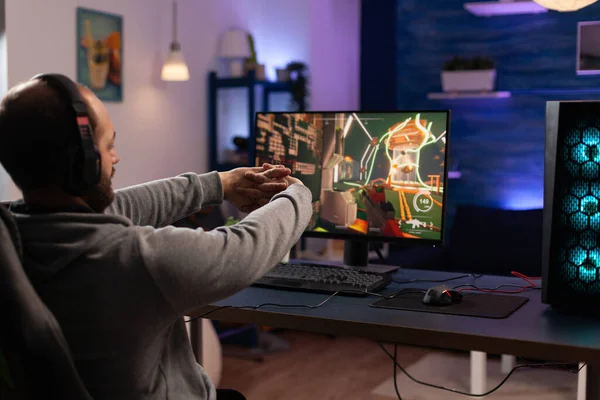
<box><xmin>252</xmin><ymin>262</ymin><xmax>392</xmax><ymax>296</ymax></box>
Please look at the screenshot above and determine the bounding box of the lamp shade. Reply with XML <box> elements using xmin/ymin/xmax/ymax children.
<box><xmin>161</xmin><ymin>44</ymin><xmax>190</xmax><ymax>81</ymax></box>
<box><xmin>219</xmin><ymin>29</ymin><xmax>250</xmax><ymax>58</ymax></box>
<box><xmin>533</xmin><ymin>0</ymin><xmax>598</xmax><ymax>11</ymax></box>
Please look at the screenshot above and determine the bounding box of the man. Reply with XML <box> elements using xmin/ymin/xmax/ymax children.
<box><xmin>0</xmin><ymin>75</ymin><xmax>312</xmax><ymax>399</ymax></box>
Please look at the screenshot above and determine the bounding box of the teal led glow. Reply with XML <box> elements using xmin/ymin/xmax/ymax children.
<box><xmin>565</xmin><ymin>128</ymin><xmax>581</xmax><ymax>145</ymax></box>
<box><xmin>559</xmin><ymin>121</ymin><xmax>600</xmax><ymax>294</ymax></box>
<box><xmin>582</xmin><ymin>162</ymin><xmax>600</xmax><ymax>179</ymax></box>
<box><xmin>580</xmin><ymin>230</ymin><xmax>597</xmax><ymax>250</ymax></box>
<box><xmin>581</xmin><ymin>263</ymin><xmax>598</xmax><ymax>283</ymax></box>
<box><xmin>592</xmin><ymin>181</ymin><xmax>600</xmax><ymax>194</ymax></box>
<box><xmin>581</xmin><ymin>195</ymin><xmax>599</xmax><ymax>215</ymax></box>
<box><xmin>568</xmin><ymin>246</ymin><xmax>588</xmax><ymax>265</ymax></box>
<box><xmin>567</xmin><ymin>247</ymin><xmax>600</xmax><ymax>283</ymax></box>
<box><xmin>570</xmin><ymin>212</ymin><xmax>588</xmax><ymax>231</ymax></box>
<box><xmin>590</xmin><ymin>212</ymin><xmax>600</xmax><ymax>232</ymax></box>
<box><xmin>571</xmin><ymin>143</ymin><xmax>588</xmax><ymax>164</ymax></box>
<box><xmin>565</xmin><ymin>161</ymin><xmax>579</xmax><ymax>176</ymax></box>
<box><xmin>562</xmin><ymin>195</ymin><xmax>578</xmax><ymax>214</ymax></box>
<box><xmin>582</xmin><ymin>127</ymin><xmax>600</xmax><ymax>146</ymax></box>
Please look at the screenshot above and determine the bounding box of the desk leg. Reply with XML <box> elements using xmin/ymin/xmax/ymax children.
<box><xmin>470</xmin><ymin>351</ymin><xmax>487</xmax><ymax>395</ymax></box>
<box><xmin>189</xmin><ymin>318</ymin><xmax>204</xmax><ymax>365</ymax></box>
<box><xmin>586</xmin><ymin>363</ymin><xmax>599</xmax><ymax>400</ymax></box>
<box><xmin>501</xmin><ymin>355</ymin><xmax>515</xmax><ymax>374</ymax></box>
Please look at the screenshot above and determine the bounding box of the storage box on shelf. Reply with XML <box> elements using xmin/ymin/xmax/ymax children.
<box><xmin>428</xmin><ymin>56</ymin><xmax>511</xmax><ymax>100</ymax></box>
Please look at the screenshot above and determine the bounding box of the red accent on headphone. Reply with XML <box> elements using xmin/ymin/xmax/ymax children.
<box><xmin>76</xmin><ymin>116</ymin><xmax>89</xmax><ymax>126</ymax></box>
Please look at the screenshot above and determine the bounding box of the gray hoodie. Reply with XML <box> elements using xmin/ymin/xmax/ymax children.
<box><xmin>9</xmin><ymin>171</ymin><xmax>312</xmax><ymax>399</ymax></box>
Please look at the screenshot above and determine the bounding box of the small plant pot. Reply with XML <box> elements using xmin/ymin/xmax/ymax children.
<box><xmin>244</xmin><ymin>61</ymin><xmax>266</xmax><ymax>80</ymax></box>
<box><xmin>276</xmin><ymin>68</ymin><xmax>290</xmax><ymax>81</ymax></box>
<box><xmin>441</xmin><ymin>69</ymin><xmax>496</xmax><ymax>92</ymax></box>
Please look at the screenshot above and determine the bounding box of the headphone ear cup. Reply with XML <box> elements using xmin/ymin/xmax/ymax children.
<box><xmin>62</xmin><ymin>141</ymin><xmax>87</xmax><ymax>196</ymax></box>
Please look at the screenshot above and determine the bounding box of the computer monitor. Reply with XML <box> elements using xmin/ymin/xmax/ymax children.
<box><xmin>254</xmin><ymin>111</ymin><xmax>450</xmax><ymax>271</ymax></box>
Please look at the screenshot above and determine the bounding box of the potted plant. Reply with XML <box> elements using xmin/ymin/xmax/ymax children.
<box><xmin>286</xmin><ymin>61</ymin><xmax>309</xmax><ymax>111</ymax></box>
<box><xmin>441</xmin><ymin>56</ymin><xmax>496</xmax><ymax>92</ymax></box>
<box><xmin>243</xmin><ymin>34</ymin><xmax>265</xmax><ymax>80</ymax></box>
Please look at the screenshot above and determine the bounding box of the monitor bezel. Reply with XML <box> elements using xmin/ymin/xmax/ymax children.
<box><xmin>254</xmin><ymin>109</ymin><xmax>451</xmax><ymax>248</ymax></box>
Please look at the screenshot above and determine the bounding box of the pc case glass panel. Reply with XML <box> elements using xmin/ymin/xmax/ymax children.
<box><xmin>554</xmin><ymin>109</ymin><xmax>600</xmax><ymax>295</ymax></box>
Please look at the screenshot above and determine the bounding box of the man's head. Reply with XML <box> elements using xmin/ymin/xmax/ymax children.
<box><xmin>0</xmin><ymin>75</ymin><xmax>119</xmax><ymax>212</ymax></box>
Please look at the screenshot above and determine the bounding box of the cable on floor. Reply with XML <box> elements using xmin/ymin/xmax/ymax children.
<box><xmin>378</xmin><ymin>342</ymin><xmax>585</xmax><ymax>398</ymax></box>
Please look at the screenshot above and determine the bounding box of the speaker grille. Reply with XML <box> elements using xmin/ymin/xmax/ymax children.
<box><xmin>558</xmin><ymin>120</ymin><xmax>600</xmax><ymax>294</ymax></box>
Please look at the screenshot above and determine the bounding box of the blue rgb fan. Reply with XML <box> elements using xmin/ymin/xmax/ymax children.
<box><xmin>559</xmin><ymin>122</ymin><xmax>600</xmax><ymax>293</ymax></box>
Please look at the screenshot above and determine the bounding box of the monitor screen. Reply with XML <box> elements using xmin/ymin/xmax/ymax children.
<box><xmin>254</xmin><ymin>111</ymin><xmax>450</xmax><ymax>245</ymax></box>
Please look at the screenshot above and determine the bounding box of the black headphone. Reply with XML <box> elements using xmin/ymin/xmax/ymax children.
<box><xmin>30</xmin><ymin>73</ymin><xmax>101</xmax><ymax>196</ymax></box>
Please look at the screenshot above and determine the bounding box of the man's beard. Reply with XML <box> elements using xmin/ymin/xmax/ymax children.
<box><xmin>83</xmin><ymin>169</ymin><xmax>114</xmax><ymax>213</ymax></box>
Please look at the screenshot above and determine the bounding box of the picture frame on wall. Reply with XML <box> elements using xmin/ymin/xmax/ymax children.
<box><xmin>76</xmin><ymin>7</ymin><xmax>123</xmax><ymax>101</ymax></box>
<box><xmin>577</xmin><ymin>21</ymin><xmax>600</xmax><ymax>76</ymax></box>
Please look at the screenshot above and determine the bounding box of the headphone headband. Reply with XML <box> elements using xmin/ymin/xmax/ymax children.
<box><xmin>30</xmin><ymin>73</ymin><xmax>101</xmax><ymax>196</ymax></box>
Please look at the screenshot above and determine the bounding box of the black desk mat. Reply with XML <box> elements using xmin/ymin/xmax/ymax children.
<box><xmin>370</xmin><ymin>289</ymin><xmax>529</xmax><ymax>319</ymax></box>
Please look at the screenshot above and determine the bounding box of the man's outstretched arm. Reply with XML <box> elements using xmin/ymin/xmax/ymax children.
<box><xmin>136</xmin><ymin>182</ymin><xmax>312</xmax><ymax>315</ymax></box>
<box><xmin>105</xmin><ymin>171</ymin><xmax>224</xmax><ymax>227</ymax></box>
<box><xmin>105</xmin><ymin>166</ymin><xmax>288</xmax><ymax>228</ymax></box>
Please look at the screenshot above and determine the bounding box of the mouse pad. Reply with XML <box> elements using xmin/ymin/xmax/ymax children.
<box><xmin>370</xmin><ymin>289</ymin><xmax>529</xmax><ymax>319</ymax></box>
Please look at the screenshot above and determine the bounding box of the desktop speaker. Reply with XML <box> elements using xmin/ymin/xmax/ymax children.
<box><xmin>543</xmin><ymin>101</ymin><xmax>600</xmax><ymax>308</ymax></box>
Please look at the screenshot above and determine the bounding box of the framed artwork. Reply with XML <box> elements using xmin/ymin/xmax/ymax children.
<box><xmin>577</xmin><ymin>21</ymin><xmax>600</xmax><ymax>76</ymax></box>
<box><xmin>76</xmin><ymin>7</ymin><xmax>123</xmax><ymax>101</ymax></box>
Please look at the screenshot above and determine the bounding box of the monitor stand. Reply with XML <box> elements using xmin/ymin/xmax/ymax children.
<box><xmin>342</xmin><ymin>240</ymin><xmax>399</xmax><ymax>274</ymax></box>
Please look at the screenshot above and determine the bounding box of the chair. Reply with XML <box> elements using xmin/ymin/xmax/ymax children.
<box><xmin>1</xmin><ymin>204</ymin><xmax>247</xmax><ymax>399</ymax></box>
<box><xmin>0</xmin><ymin>203</ymin><xmax>93</xmax><ymax>399</ymax></box>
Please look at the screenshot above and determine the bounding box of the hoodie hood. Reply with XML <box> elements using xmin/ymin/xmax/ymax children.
<box><xmin>9</xmin><ymin>200</ymin><xmax>132</xmax><ymax>283</ymax></box>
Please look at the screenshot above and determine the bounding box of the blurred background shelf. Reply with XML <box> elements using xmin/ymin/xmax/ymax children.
<box><xmin>427</xmin><ymin>91</ymin><xmax>512</xmax><ymax>100</ymax></box>
<box><xmin>208</xmin><ymin>70</ymin><xmax>292</xmax><ymax>171</ymax></box>
<box><xmin>463</xmin><ymin>1</ymin><xmax>547</xmax><ymax>17</ymax></box>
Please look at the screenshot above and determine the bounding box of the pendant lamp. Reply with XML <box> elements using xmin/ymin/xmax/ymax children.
<box><xmin>533</xmin><ymin>0</ymin><xmax>598</xmax><ymax>11</ymax></box>
<box><xmin>161</xmin><ymin>1</ymin><xmax>189</xmax><ymax>81</ymax></box>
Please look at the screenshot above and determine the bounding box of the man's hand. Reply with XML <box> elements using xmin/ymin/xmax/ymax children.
<box><xmin>219</xmin><ymin>163</ymin><xmax>294</xmax><ymax>213</ymax></box>
<box><xmin>244</xmin><ymin>164</ymin><xmax>304</xmax><ymax>189</ymax></box>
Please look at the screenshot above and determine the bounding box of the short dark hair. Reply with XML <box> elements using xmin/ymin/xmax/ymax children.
<box><xmin>0</xmin><ymin>79</ymin><xmax>98</xmax><ymax>191</ymax></box>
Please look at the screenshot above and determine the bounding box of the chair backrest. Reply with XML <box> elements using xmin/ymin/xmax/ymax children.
<box><xmin>0</xmin><ymin>203</ymin><xmax>93</xmax><ymax>399</ymax></box>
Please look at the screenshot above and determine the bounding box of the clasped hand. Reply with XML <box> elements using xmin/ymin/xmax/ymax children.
<box><xmin>219</xmin><ymin>163</ymin><xmax>298</xmax><ymax>213</ymax></box>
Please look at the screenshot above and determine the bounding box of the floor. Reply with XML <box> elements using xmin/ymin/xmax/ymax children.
<box><xmin>218</xmin><ymin>330</ymin><xmax>430</xmax><ymax>400</ymax></box>
<box><xmin>218</xmin><ymin>330</ymin><xmax>580</xmax><ymax>400</ymax></box>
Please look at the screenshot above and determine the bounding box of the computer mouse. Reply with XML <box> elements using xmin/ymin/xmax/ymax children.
<box><xmin>422</xmin><ymin>285</ymin><xmax>463</xmax><ymax>306</ymax></box>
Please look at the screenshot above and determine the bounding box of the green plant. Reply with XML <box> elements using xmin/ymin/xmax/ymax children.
<box><xmin>247</xmin><ymin>34</ymin><xmax>257</xmax><ymax>64</ymax></box>
<box><xmin>286</xmin><ymin>61</ymin><xmax>309</xmax><ymax>111</ymax></box>
<box><xmin>443</xmin><ymin>56</ymin><xmax>495</xmax><ymax>71</ymax></box>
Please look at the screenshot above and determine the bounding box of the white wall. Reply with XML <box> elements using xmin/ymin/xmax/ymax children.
<box><xmin>1</xmin><ymin>0</ymin><xmax>359</xmax><ymax>200</ymax></box>
<box><xmin>309</xmin><ymin>0</ymin><xmax>360</xmax><ymax>111</ymax></box>
<box><xmin>3</xmin><ymin>0</ymin><xmax>211</xmax><ymax>200</ymax></box>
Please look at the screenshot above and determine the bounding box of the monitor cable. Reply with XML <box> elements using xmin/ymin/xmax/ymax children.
<box><xmin>373</xmin><ymin>246</ymin><xmax>484</xmax><ymax>286</ymax></box>
<box><xmin>376</xmin><ymin>247</ymin><xmax>540</xmax><ymax>294</ymax></box>
<box><xmin>452</xmin><ymin>271</ymin><xmax>542</xmax><ymax>294</ymax></box>
<box><xmin>378</xmin><ymin>342</ymin><xmax>586</xmax><ymax>399</ymax></box>
<box><xmin>184</xmin><ymin>288</ymin><xmax>426</xmax><ymax>324</ymax></box>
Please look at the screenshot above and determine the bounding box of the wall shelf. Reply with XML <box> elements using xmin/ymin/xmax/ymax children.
<box><xmin>208</xmin><ymin>71</ymin><xmax>292</xmax><ymax>171</ymax></box>
<box><xmin>464</xmin><ymin>1</ymin><xmax>547</xmax><ymax>17</ymax></box>
<box><xmin>427</xmin><ymin>91</ymin><xmax>511</xmax><ymax>100</ymax></box>
<box><xmin>448</xmin><ymin>171</ymin><xmax>462</xmax><ymax>179</ymax></box>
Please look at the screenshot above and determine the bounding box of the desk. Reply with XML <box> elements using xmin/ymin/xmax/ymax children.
<box><xmin>189</xmin><ymin>268</ymin><xmax>600</xmax><ymax>398</ymax></box>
